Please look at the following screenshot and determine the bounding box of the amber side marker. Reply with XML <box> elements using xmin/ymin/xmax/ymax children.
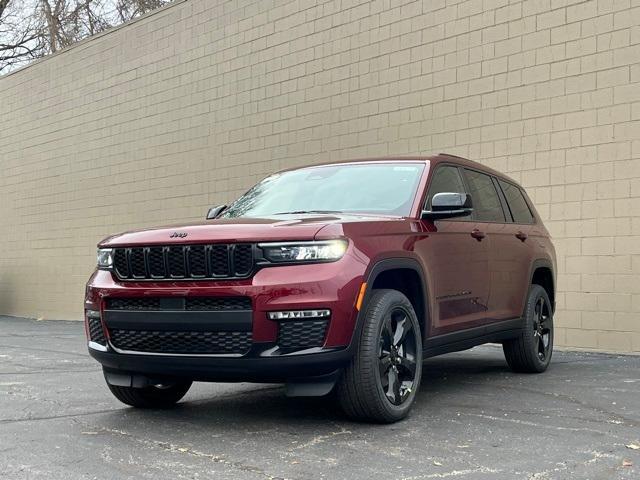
<box><xmin>355</xmin><ymin>282</ymin><xmax>367</xmax><ymax>311</ymax></box>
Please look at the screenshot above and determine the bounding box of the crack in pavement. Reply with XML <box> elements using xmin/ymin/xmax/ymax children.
<box><xmin>441</xmin><ymin>401</ymin><xmax>637</xmax><ymax>432</ymax></box>
<box><xmin>0</xmin><ymin>408</ymin><xmax>122</xmax><ymax>425</ymax></box>
<box><xmin>457</xmin><ymin>412</ymin><xmax>629</xmax><ymax>440</ymax></box>
<box><xmin>73</xmin><ymin>421</ymin><xmax>292</xmax><ymax>480</ymax></box>
<box><xmin>399</xmin><ymin>466</ymin><xmax>502</xmax><ymax>479</ymax></box>
<box><xmin>0</xmin><ymin>344</ymin><xmax>89</xmax><ymax>358</ymax></box>
<box><xmin>0</xmin><ymin>369</ymin><xmax>98</xmax><ymax>376</ymax></box>
<box><xmin>289</xmin><ymin>424</ymin><xmax>352</xmax><ymax>451</ymax></box>
<box><xmin>2</xmin><ymin>333</ymin><xmax>82</xmax><ymax>338</ymax></box>
<box><xmin>460</xmin><ymin>380</ymin><xmax>640</xmax><ymax>427</ymax></box>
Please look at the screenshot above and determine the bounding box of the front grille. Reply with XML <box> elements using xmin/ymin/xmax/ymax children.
<box><xmin>109</xmin><ymin>330</ymin><xmax>252</xmax><ymax>354</ymax></box>
<box><xmin>278</xmin><ymin>319</ymin><xmax>329</xmax><ymax>351</ymax></box>
<box><xmin>88</xmin><ymin>317</ymin><xmax>107</xmax><ymax>345</ymax></box>
<box><xmin>106</xmin><ymin>297</ymin><xmax>251</xmax><ymax>311</ymax></box>
<box><xmin>112</xmin><ymin>244</ymin><xmax>255</xmax><ymax>280</ymax></box>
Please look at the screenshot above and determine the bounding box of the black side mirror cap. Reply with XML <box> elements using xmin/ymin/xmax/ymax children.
<box><xmin>206</xmin><ymin>205</ymin><xmax>227</xmax><ymax>219</ymax></box>
<box><xmin>421</xmin><ymin>192</ymin><xmax>473</xmax><ymax>220</ymax></box>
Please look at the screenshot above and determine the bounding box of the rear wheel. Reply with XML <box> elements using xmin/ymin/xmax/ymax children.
<box><xmin>106</xmin><ymin>377</ymin><xmax>192</xmax><ymax>408</ymax></box>
<box><xmin>503</xmin><ymin>284</ymin><xmax>553</xmax><ymax>373</ymax></box>
<box><xmin>337</xmin><ymin>289</ymin><xmax>422</xmax><ymax>423</ymax></box>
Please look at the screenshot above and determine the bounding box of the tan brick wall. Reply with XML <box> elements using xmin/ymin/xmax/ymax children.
<box><xmin>1</xmin><ymin>0</ymin><xmax>639</xmax><ymax>352</ymax></box>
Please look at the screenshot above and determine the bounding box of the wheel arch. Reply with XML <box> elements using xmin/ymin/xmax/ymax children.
<box><xmin>354</xmin><ymin>258</ymin><xmax>431</xmax><ymax>345</ymax></box>
<box><xmin>528</xmin><ymin>259</ymin><xmax>555</xmax><ymax>313</ymax></box>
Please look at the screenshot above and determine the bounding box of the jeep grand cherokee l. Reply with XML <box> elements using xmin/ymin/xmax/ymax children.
<box><xmin>85</xmin><ymin>154</ymin><xmax>556</xmax><ymax>423</ymax></box>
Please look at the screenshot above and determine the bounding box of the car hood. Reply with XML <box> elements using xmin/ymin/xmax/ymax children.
<box><xmin>98</xmin><ymin>214</ymin><xmax>399</xmax><ymax>247</ymax></box>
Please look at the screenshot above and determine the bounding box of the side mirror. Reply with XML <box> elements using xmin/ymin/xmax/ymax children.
<box><xmin>206</xmin><ymin>205</ymin><xmax>227</xmax><ymax>220</ymax></box>
<box><xmin>421</xmin><ymin>192</ymin><xmax>473</xmax><ymax>220</ymax></box>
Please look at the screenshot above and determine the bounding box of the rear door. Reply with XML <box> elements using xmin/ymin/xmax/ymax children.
<box><xmin>415</xmin><ymin>165</ymin><xmax>491</xmax><ymax>336</ymax></box>
<box><xmin>460</xmin><ymin>168</ymin><xmax>512</xmax><ymax>324</ymax></box>
<box><xmin>488</xmin><ymin>178</ymin><xmax>538</xmax><ymax>320</ymax></box>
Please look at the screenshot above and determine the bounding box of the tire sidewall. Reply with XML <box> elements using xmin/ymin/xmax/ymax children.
<box><xmin>363</xmin><ymin>290</ymin><xmax>423</xmax><ymax>420</ymax></box>
<box><xmin>524</xmin><ymin>285</ymin><xmax>554</xmax><ymax>370</ymax></box>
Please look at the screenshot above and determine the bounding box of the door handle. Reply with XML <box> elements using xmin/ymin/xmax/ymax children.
<box><xmin>515</xmin><ymin>231</ymin><xmax>528</xmax><ymax>242</ymax></box>
<box><xmin>470</xmin><ymin>229</ymin><xmax>486</xmax><ymax>241</ymax></box>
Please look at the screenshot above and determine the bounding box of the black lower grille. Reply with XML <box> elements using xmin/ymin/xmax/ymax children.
<box><xmin>278</xmin><ymin>320</ymin><xmax>328</xmax><ymax>351</ymax></box>
<box><xmin>112</xmin><ymin>244</ymin><xmax>255</xmax><ymax>280</ymax></box>
<box><xmin>106</xmin><ymin>297</ymin><xmax>251</xmax><ymax>311</ymax></box>
<box><xmin>109</xmin><ymin>330</ymin><xmax>252</xmax><ymax>354</ymax></box>
<box><xmin>88</xmin><ymin>317</ymin><xmax>107</xmax><ymax>345</ymax></box>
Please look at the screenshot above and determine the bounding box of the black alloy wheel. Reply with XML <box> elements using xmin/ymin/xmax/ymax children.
<box><xmin>503</xmin><ymin>284</ymin><xmax>554</xmax><ymax>373</ymax></box>
<box><xmin>337</xmin><ymin>289</ymin><xmax>422</xmax><ymax>423</ymax></box>
<box><xmin>378</xmin><ymin>307</ymin><xmax>419</xmax><ymax>405</ymax></box>
<box><xmin>533</xmin><ymin>296</ymin><xmax>552</xmax><ymax>362</ymax></box>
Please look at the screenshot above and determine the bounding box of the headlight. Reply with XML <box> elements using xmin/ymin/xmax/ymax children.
<box><xmin>97</xmin><ymin>248</ymin><xmax>114</xmax><ymax>268</ymax></box>
<box><xmin>259</xmin><ymin>240</ymin><xmax>347</xmax><ymax>263</ymax></box>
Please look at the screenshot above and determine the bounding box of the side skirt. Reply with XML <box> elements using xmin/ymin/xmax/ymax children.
<box><xmin>423</xmin><ymin>318</ymin><xmax>521</xmax><ymax>359</ymax></box>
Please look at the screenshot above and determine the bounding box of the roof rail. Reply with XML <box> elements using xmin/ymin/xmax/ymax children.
<box><xmin>438</xmin><ymin>152</ymin><xmax>468</xmax><ymax>160</ymax></box>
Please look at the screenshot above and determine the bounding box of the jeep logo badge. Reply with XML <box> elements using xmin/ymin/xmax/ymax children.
<box><xmin>170</xmin><ymin>232</ymin><xmax>188</xmax><ymax>238</ymax></box>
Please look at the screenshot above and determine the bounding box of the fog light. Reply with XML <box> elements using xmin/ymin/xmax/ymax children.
<box><xmin>267</xmin><ymin>309</ymin><xmax>330</xmax><ymax>320</ymax></box>
<box><xmin>86</xmin><ymin>309</ymin><xmax>100</xmax><ymax>319</ymax></box>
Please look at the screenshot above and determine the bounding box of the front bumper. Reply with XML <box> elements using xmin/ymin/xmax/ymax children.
<box><xmin>85</xmin><ymin>254</ymin><xmax>366</xmax><ymax>381</ymax></box>
<box><xmin>91</xmin><ymin>343</ymin><xmax>353</xmax><ymax>383</ymax></box>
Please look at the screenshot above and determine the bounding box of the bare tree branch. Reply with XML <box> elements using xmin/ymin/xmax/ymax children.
<box><xmin>1</xmin><ymin>0</ymin><xmax>172</xmax><ymax>73</ymax></box>
<box><xmin>0</xmin><ymin>0</ymin><xmax>10</xmax><ymax>18</ymax></box>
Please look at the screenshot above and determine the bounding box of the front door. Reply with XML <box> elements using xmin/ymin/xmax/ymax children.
<box><xmin>460</xmin><ymin>168</ymin><xmax>519</xmax><ymax>323</ymax></box>
<box><xmin>415</xmin><ymin>165</ymin><xmax>491</xmax><ymax>336</ymax></box>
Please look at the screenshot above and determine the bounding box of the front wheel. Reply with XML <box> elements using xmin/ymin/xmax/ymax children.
<box><xmin>503</xmin><ymin>284</ymin><xmax>554</xmax><ymax>373</ymax></box>
<box><xmin>105</xmin><ymin>374</ymin><xmax>192</xmax><ymax>408</ymax></box>
<box><xmin>337</xmin><ymin>289</ymin><xmax>422</xmax><ymax>423</ymax></box>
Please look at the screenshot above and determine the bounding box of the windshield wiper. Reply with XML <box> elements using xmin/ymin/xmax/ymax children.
<box><xmin>272</xmin><ymin>210</ymin><xmax>344</xmax><ymax>215</ymax></box>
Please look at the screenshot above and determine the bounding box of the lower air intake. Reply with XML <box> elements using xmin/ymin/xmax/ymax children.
<box><xmin>109</xmin><ymin>330</ymin><xmax>252</xmax><ymax>355</ymax></box>
<box><xmin>88</xmin><ymin>317</ymin><xmax>107</xmax><ymax>345</ymax></box>
<box><xmin>277</xmin><ymin>319</ymin><xmax>329</xmax><ymax>351</ymax></box>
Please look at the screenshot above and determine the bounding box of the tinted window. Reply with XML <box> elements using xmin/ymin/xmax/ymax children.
<box><xmin>221</xmin><ymin>163</ymin><xmax>424</xmax><ymax>218</ymax></box>
<box><xmin>499</xmin><ymin>179</ymin><xmax>534</xmax><ymax>224</ymax></box>
<box><xmin>462</xmin><ymin>169</ymin><xmax>505</xmax><ymax>222</ymax></box>
<box><xmin>425</xmin><ymin>166</ymin><xmax>466</xmax><ymax>210</ymax></box>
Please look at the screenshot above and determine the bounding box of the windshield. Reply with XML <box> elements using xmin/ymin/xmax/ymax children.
<box><xmin>221</xmin><ymin>162</ymin><xmax>425</xmax><ymax>218</ymax></box>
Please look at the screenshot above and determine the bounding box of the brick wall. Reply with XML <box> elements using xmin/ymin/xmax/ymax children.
<box><xmin>0</xmin><ymin>0</ymin><xmax>638</xmax><ymax>352</ymax></box>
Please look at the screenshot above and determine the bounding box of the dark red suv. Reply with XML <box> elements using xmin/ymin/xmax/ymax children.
<box><xmin>85</xmin><ymin>154</ymin><xmax>556</xmax><ymax>423</ymax></box>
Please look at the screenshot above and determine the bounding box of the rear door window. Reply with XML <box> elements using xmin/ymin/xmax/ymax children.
<box><xmin>498</xmin><ymin>179</ymin><xmax>535</xmax><ymax>224</ymax></box>
<box><xmin>462</xmin><ymin>169</ymin><xmax>506</xmax><ymax>222</ymax></box>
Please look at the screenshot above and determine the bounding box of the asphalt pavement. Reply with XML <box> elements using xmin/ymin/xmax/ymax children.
<box><xmin>1</xmin><ymin>316</ymin><xmax>639</xmax><ymax>479</ymax></box>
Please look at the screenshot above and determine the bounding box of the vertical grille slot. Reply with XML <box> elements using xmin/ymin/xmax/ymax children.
<box><xmin>209</xmin><ymin>245</ymin><xmax>230</xmax><ymax>276</ymax></box>
<box><xmin>148</xmin><ymin>247</ymin><xmax>166</xmax><ymax>278</ymax></box>
<box><xmin>188</xmin><ymin>246</ymin><xmax>207</xmax><ymax>277</ymax></box>
<box><xmin>167</xmin><ymin>246</ymin><xmax>186</xmax><ymax>277</ymax></box>
<box><xmin>233</xmin><ymin>244</ymin><xmax>253</xmax><ymax>276</ymax></box>
<box><xmin>114</xmin><ymin>249</ymin><xmax>129</xmax><ymax>278</ymax></box>
<box><xmin>129</xmin><ymin>248</ymin><xmax>146</xmax><ymax>278</ymax></box>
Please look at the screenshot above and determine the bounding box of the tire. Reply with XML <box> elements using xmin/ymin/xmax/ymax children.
<box><xmin>503</xmin><ymin>284</ymin><xmax>553</xmax><ymax>373</ymax></box>
<box><xmin>336</xmin><ymin>289</ymin><xmax>422</xmax><ymax>423</ymax></box>
<box><xmin>105</xmin><ymin>375</ymin><xmax>192</xmax><ymax>409</ymax></box>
